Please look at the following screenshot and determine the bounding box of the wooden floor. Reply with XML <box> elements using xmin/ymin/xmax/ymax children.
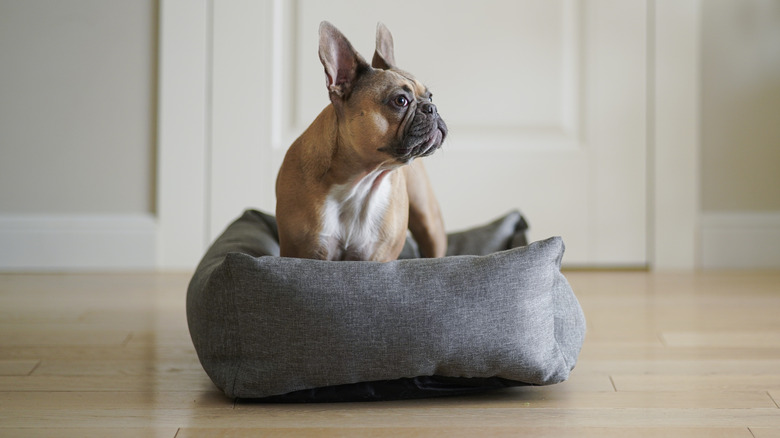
<box><xmin>1</xmin><ymin>271</ymin><xmax>780</xmax><ymax>437</ymax></box>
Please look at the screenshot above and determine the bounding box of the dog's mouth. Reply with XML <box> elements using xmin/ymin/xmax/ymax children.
<box><xmin>417</xmin><ymin>126</ymin><xmax>445</xmax><ymax>157</ymax></box>
<box><xmin>384</xmin><ymin>116</ymin><xmax>447</xmax><ymax>162</ymax></box>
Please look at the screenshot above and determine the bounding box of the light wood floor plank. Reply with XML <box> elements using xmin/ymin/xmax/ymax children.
<box><xmin>0</xmin><ymin>359</ymin><xmax>39</xmax><ymax>376</ymax></box>
<box><xmin>0</xmin><ymin>327</ymin><xmax>130</xmax><ymax>347</ymax></box>
<box><xmin>751</xmin><ymin>428</ymin><xmax>780</xmax><ymax>438</ymax></box>
<box><xmin>575</xmin><ymin>359</ymin><xmax>780</xmax><ymax>376</ymax></box>
<box><xmin>0</xmin><ymin>374</ymin><xmax>215</xmax><ymax>392</ymax></box>
<box><xmin>176</xmin><ymin>426</ymin><xmax>754</xmax><ymax>438</ymax></box>
<box><xmin>612</xmin><ymin>375</ymin><xmax>780</xmax><ymax>392</ymax></box>
<box><xmin>2</xmin><ymin>407</ymin><xmax>780</xmax><ymax>429</ymax></box>
<box><xmin>661</xmin><ymin>331</ymin><xmax>780</xmax><ymax>348</ymax></box>
<box><xmin>0</xmin><ymin>428</ymin><xmax>179</xmax><ymax>438</ymax></box>
<box><xmin>0</xmin><ymin>345</ymin><xmax>198</xmax><ymax>361</ymax></box>
<box><xmin>30</xmin><ymin>359</ymin><xmax>205</xmax><ymax>377</ymax></box>
<box><xmin>0</xmin><ymin>391</ymin><xmax>231</xmax><ymax>410</ymax></box>
<box><xmin>363</xmin><ymin>389</ymin><xmax>777</xmax><ymax>409</ymax></box>
<box><xmin>578</xmin><ymin>345</ymin><xmax>780</xmax><ymax>361</ymax></box>
<box><xmin>770</xmin><ymin>390</ymin><xmax>780</xmax><ymax>408</ymax></box>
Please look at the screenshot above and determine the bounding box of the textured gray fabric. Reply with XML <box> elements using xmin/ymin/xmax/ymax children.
<box><xmin>445</xmin><ymin>210</ymin><xmax>529</xmax><ymax>256</ymax></box>
<box><xmin>187</xmin><ymin>209</ymin><xmax>585</xmax><ymax>400</ymax></box>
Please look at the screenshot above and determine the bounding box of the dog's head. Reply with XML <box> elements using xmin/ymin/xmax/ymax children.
<box><xmin>319</xmin><ymin>21</ymin><xmax>447</xmax><ymax>166</ymax></box>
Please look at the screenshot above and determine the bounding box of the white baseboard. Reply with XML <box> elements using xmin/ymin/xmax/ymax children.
<box><xmin>0</xmin><ymin>214</ymin><xmax>157</xmax><ymax>271</ymax></box>
<box><xmin>700</xmin><ymin>211</ymin><xmax>780</xmax><ymax>269</ymax></box>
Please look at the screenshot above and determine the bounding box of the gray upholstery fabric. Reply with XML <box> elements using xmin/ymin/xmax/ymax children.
<box><xmin>187</xmin><ymin>209</ymin><xmax>585</xmax><ymax>400</ymax></box>
<box><xmin>445</xmin><ymin>210</ymin><xmax>529</xmax><ymax>256</ymax></box>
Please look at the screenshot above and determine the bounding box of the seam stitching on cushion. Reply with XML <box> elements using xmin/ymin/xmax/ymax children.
<box><xmin>551</xmin><ymin>272</ymin><xmax>575</xmax><ymax>380</ymax></box>
<box><xmin>225</xmin><ymin>256</ymin><xmax>244</xmax><ymax>398</ymax></box>
<box><xmin>548</xmin><ymin>238</ymin><xmax>574</xmax><ymax>379</ymax></box>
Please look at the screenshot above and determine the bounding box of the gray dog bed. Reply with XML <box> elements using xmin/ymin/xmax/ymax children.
<box><xmin>187</xmin><ymin>209</ymin><xmax>585</xmax><ymax>401</ymax></box>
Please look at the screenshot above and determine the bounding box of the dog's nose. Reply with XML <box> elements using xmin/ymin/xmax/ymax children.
<box><xmin>420</xmin><ymin>102</ymin><xmax>437</xmax><ymax>115</ymax></box>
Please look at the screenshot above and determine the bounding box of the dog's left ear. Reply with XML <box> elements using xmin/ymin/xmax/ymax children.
<box><xmin>372</xmin><ymin>22</ymin><xmax>396</xmax><ymax>70</ymax></box>
<box><xmin>319</xmin><ymin>21</ymin><xmax>369</xmax><ymax>101</ymax></box>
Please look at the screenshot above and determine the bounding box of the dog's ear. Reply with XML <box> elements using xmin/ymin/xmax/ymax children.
<box><xmin>319</xmin><ymin>21</ymin><xmax>368</xmax><ymax>102</ymax></box>
<box><xmin>372</xmin><ymin>22</ymin><xmax>396</xmax><ymax>70</ymax></box>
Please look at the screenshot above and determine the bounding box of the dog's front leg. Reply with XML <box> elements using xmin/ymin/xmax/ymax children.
<box><xmin>404</xmin><ymin>160</ymin><xmax>446</xmax><ymax>258</ymax></box>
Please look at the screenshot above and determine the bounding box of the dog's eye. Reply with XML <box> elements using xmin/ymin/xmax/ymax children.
<box><xmin>393</xmin><ymin>95</ymin><xmax>409</xmax><ymax>108</ymax></box>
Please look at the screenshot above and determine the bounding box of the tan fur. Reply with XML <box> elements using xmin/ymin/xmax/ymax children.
<box><xmin>275</xmin><ymin>22</ymin><xmax>446</xmax><ymax>261</ymax></box>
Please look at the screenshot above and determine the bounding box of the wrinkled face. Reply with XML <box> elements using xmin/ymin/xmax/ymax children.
<box><xmin>339</xmin><ymin>68</ymin><xmax>447</xmax><ymax>166</ymax></box>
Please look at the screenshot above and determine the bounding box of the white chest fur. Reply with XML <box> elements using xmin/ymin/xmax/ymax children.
<box><xmin>320</xmin><ymin>170</ymin><xmax>394</xmax><ymax>260</ymax></box>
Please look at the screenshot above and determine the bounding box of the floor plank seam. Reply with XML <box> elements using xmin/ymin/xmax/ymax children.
<box><xmin>25</xmin><ymin>359</ymin><xmax>42</xmax><ymax>376</ymax></box>
<box><xmin>768</xmin><ymin>391</ymin><xmax>780</xmax><ymax>409</ymax></box>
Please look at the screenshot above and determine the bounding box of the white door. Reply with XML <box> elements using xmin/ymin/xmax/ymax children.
<box><xmin>264</xmin><ymin>0</ymin><xmax>648</xmax><ymax>266</ymax></box>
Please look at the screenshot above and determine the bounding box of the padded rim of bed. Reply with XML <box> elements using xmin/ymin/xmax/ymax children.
<box><xmin>187</xmin><ymin>209</ymin><xmax>585</xmax><ymax>401</ymax></box>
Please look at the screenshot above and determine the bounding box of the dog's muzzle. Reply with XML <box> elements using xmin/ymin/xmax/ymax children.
<box><xmin>393</xmin><ymin>103</ymin><xmax>447</xmax><ymax>161</ymax></box>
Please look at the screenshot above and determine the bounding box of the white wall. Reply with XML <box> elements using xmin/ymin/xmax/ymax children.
<box><xmin>0</xmin><ymin>0</ymin><xmax>158</xmax><ymax>215</ymax></box>
<box><xmin>0</xmin><ymin>0</ymin><xmax>158</xmax><ymax>270</ymax></box>
<box><xmin>701</xmin><ymin>0</ymin><xmax>780</xmax><ymax>212</ymax></box>
<box><xmin>699</xmin><ymin>0</ymin><xmax>780</xmax><ymax>269</ymax></box>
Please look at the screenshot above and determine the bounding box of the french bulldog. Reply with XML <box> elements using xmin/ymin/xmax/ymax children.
<box><xmin>275</xmin><ymin>21</ymin><xmax>447</xmax><ymax>261</ymax></box>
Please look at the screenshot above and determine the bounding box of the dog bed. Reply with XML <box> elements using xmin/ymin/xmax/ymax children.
<box><xmin>187</xmin><ymin>209</ymin><xmax>586</xmax><ymax>401</ymax></box>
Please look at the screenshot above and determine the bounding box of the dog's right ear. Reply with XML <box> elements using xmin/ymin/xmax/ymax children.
<box><xmin>319</xmin><ymin>21</ymin><xmax>368</xmax><ymax>102</ymax></box>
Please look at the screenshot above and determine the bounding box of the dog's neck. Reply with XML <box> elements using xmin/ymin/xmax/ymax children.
<box><xmin>319</xmin><ymin>168</ymin><xmax>395</xmax><ymax>261</ymax></box>
<box><xmin>302</xmin><ymin>105</ymin><xmax>400</xmax><ymax>186</ymax></box>
<box><xmin>293</xmin><ymin>105</ymin><xmax>404</xmax><ymax>261</ymax></box>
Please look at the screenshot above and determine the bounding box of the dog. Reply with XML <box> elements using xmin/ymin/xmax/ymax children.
<box><xmin>275</xmin><ymin>21</ymin><xmax>447</xmax><ymax>261</ymax></box>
